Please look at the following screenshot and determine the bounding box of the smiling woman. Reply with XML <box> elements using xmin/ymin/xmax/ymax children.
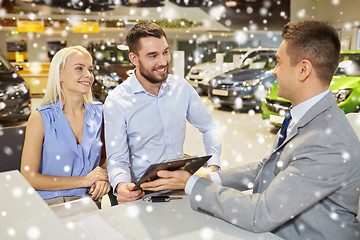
<box><xmin>20</xmin><ymin>46</ymin><xmax>110</xmax><ymax>208</ymax></box>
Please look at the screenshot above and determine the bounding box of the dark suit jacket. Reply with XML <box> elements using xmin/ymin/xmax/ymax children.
<box><xmin>189</xmin><ymin>92</ymin><xmax>360</xmax><ymax>240</ymax></box>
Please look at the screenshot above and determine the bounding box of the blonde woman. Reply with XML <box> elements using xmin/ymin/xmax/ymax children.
<box><xmin>21</xmin><ymin>46</ymin><xmax>110</xmax><ymax>207</ymax></box>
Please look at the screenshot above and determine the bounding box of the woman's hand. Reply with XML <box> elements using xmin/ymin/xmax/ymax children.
<box><xmin>85</xmin><ymin>166</ymin><xmax>108</xmax><ymax>187</ymax></box>
<box><xmin>89</xmin><ymin>180</ymin><xmax>111</xmax><ymax>200</ymax></box>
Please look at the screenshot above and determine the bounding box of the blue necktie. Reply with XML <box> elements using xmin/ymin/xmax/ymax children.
<box><xmin>277</xmin><ymin>112</ymin><xmax>292</xmax><ymax>147</ymax></box>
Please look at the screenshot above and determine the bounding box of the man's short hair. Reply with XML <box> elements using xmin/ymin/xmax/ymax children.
<box><xmin>126</xmin><ymin>21</ymin><xmax>167</xmax><ymax>54</ymax></box>
<box><xmin>282</xmin><ymin>20</ymin><xmax>340</xmax><ymax>83</ymax></box>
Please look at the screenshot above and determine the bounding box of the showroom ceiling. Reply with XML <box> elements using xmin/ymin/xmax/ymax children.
<box><xmin>0</xmin><ymin>0</ymin><xmax>291</xmax><ymax>33</ymax></box>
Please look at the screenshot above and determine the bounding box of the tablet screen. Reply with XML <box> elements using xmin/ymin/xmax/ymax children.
<box><xmin>132</xmin><ymin>155</ymin><xmax>212</xmax><ymax>191</ymax></box>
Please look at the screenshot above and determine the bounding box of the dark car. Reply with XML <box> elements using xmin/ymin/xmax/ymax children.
<box><xmin>89</xmin><ymin>42</ymin><xmax>134</xmax><ymax>102</ymax></box>
<box><xmin>0</xmin><ymin>55</ymin><xmax>31</xmax><ymax>124</ymax></box>
<box><xmin>208</xmin><ymin>53</ymin><xmax>277</xmax><ymax>111</ymax></box>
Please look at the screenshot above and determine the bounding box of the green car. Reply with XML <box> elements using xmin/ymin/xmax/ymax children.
<box><xmin>261</xmin><ymin>50</ymin><xmax>360</xmax><ymax>126</ymax></box>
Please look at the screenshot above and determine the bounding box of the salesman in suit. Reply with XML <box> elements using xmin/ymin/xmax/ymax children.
<box><xmin>141</xmin><ymin>20</ymin><xmax>360</xmax><ymax>239</ymax></box>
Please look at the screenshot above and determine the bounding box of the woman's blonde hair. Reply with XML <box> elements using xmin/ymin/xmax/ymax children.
<box><xmin>41</xmin><ymin>45</ymin><xmax>94</xmax><ymax>106</ymax></box>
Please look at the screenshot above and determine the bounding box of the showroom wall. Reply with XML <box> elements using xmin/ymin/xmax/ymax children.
<box><xmin>2</xmin><ymin>0</ymin><xmax>360</xmax><ymax>63</ymax></box>
<box><xmin>291</xmin><ymin>0</ymin><xmax>360</xmax><ymax>50</ymax></box>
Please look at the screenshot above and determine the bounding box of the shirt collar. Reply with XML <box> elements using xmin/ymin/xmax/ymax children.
<box><xmin>290</xmin><ymin>89</ymin><xmax>330</xmax><ymax>126</ymax></box>
<box><xmin>129</xmin><ymin>69</ymin><xmax>169</xmax><ymax>96</ymax></box>
<box><xmin>54</xmin><ymin>99</ymin><xmax>94</xmax><ymax>118</ymax></box>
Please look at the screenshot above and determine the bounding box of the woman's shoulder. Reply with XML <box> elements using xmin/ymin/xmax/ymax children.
<box><xmin>36</xmin><ymin>101</ymin><xmax>62</xmax><ymax>113</ymax></box>
<box><xmin>26</xmin><ymin>109</ymin><xmax>44</xmax><ymax>131</ymax></box>
<box><xmin>91</xmin><ymin>101</ymin><xmax>103</xmax><ymax>107</ymax></box>
<box><xmin>36</xmin><ymin>103</ymin><xmax>55</xmax><ymax>112</ymax></box>
<box><xmin>88</xmin><ymin>101</ymin><xmax>103</xmax><ymax>111</ymax></box>
<box><xmin>86</xmin><ymin>101</ymin><xmax>103</xmax><ymax>119</ymax></box>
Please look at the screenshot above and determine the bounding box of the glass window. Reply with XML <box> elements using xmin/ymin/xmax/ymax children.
<box><xmin>335</xmin><ymin>53</ymin><xmax>360</xmax><ymax>76</ymax></box>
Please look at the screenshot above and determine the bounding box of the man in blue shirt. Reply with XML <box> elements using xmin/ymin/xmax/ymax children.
<box><xmin>104</xmin><ymin>21</ymin><xmax>221</xmax><ymax>204</ymax></box>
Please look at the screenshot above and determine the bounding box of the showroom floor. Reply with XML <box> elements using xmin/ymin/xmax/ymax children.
<box><xmin>31</xmin><ymin>96</ymin><xmax>279</xmax><ymax>208</ymax></box>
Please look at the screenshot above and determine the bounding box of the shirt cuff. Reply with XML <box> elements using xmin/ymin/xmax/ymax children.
<box><xmin>184</xmin><ymin>175</ymin><xmax>200</xmax><ymax>195</ymax></box>
<box><xmin>210</xmin><ymin>172</ymin><xmax>222</xmax><ymax>185</ymax></box>
<box><xmin>111</xmin><ymin>173</ymin><xmax>131</xmax><ymax>196</ymax></box>
<box><xmin>207</xmin><ymin>155</ymin><xmax>221</xmax><ymax>170</ymax></box>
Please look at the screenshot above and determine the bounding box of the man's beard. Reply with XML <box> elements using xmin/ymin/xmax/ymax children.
<box><xmin>138</xmin><ymin>64</ymin><xmax>169</xmax><ymax>84</ymax></box>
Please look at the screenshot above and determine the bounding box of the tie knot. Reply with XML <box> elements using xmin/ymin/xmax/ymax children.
<box><xmin>283</xmin><ymin>112</ymin><xmax>292</xmax><ymax>126</ymax></box>
<box><xmin>285</xmin><ymin>111</ymin><xmax>292</xmax><ymax>119</ymax></box>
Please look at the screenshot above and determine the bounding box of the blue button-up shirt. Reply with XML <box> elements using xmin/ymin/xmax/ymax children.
<box><xmin>104</xmin><ymin>73</ymin><xmax>221</xmax><ymax>190</ymax></box>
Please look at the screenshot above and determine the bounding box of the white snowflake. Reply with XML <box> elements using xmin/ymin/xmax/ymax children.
<box><xmin>126</xmin><ymin>205</ymin><xmax>140</xmax><ymax>218</ymax></box>
<box><xmin>200</xmin><ymin>227</ymin><xmax>214</xmax><ymax>239</ymax></box>
<box><xmin>27</xmin><ymin>226</ymin><xmax>41</xmax><ymax>239</ymax></box>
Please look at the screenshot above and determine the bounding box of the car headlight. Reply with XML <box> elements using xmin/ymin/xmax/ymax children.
<box><xmin>332</xmin><ymin>89</ymin><xmax>352</xmax><ymax>103</ymax></box>
<box><xmin>210</xmin><ymin>78</ymin><xmax>219</xmax><ymax>87</ymax></box>
<box><xmin>242</xmin><ymin>78</ymin><xmax>261</xmax><ymax>87</ymax></box>
<box><xmin>190</xmin><ymin>68</ymin><xmax>202</xmax><ymax>75</ymax></box>
<box><xmin>8</xmin><ymin>82</ymin><xmax>29</xmax><ymax>96</ymax></box>
<box><xmin>99</xmin><ymin>75</ymin><xmax>119</xmax><ymax>88</ymax></box>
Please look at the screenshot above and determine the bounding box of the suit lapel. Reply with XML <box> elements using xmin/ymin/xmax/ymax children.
<box><xmin>255</xmin><ymin>92</ymin><xmax>337</xmax><ymax>192</ymax></box>
<box><xmin>277</xmin><ymin>92</ymin><xmax>337</xmax><ymax>148</ymax></box>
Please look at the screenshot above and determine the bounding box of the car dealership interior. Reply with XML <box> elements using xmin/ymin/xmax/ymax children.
<box><xmin>1</xmin><ymin>0</ymin><xmax>360</xmax><ymax>239</ymax></box>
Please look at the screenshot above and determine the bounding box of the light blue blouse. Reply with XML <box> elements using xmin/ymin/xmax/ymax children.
<box><xmin>36</xmin><ymin>100</ymin><xmax>103</xmax><ymax>200</ymax></box>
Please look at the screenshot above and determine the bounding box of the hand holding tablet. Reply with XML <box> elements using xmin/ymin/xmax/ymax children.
<box><xmin>132</xmin><ymin>155</ymin><xmax>211</xmax><ymax>191</ymax></box>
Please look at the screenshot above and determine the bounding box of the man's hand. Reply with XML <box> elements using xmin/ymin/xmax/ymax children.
<box><xmin>116</xmin><ymin>182</ymin><xmax>144</xmax><ymax>204</ymax></box>
<box><xmin>140</xmin><ymin>170</ymin><xmax>191</xmax><ymax>192</ymax></box>
<box><xmin>208</xmin><ymin>165</ymin><xmax>219</xmax><ymax>172</ymax></box>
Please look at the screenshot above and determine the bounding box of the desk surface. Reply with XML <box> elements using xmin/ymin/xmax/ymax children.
<box><xmin>1</xmin><ymin>170</ymin><xmax>282</xmax><ymax>240</ymax></box>
<box><xmin>99</xmin><ymin>194</ymin><xmax>282</xmax><ymax>240</ymax></box>
<box><xmin>0</xmin><ymin>170</ymin><xmax>75</xmax><ymax>240</ymax></box>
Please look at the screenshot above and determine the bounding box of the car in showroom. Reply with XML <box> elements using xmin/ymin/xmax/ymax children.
<box><xmin>186</xmin><ymin>47</ymin><xmax>277</xmax><ymax>94</ymax></box>
<box><xmin>89</xmin><ymin>42</ymin><xmax>134</xmax><ymax>102</ymax></box>
<box><xmin>225</xmin><ymin>0</ymin><xmax>264</xmax><ymax>8</ymax></box>
<box><xmin>261</xmin><ymin>50</ymin><xmax>360</xmax><ymax>126</ymax></box>
<box><xmin>0</xmin><ymin>54</ymin><xmax>31</xmax><ymax>124</ymax></box>
<box><xmin>208</xmin><ymin>52</ymin><xmax>277</xmax><ymax>111</ymax></box>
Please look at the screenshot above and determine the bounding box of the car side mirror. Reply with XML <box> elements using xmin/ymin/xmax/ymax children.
<box><xmin>13</xmin><ymin>65</ymin><xmax>23</xmax><ymax>71</ymax></box>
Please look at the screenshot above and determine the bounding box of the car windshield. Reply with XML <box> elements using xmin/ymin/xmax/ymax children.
<box><xmin>93</xmin><ymin>44</ymin><xmax>131</xmax><ymax>65</ymax></box>
<box><xmin>223</xmin><ymin>50</ymin><xmax>248</xmax><ymax>62</ymax></box>
<box><xmin>335</xmin><ymin>53</ymin><xmax>360</xmax><ymax>76</ymax></box>
<box><xmin>210</xmin><ymin>50</ymin><xmax>248</xmax><ymax>63</ymax></box>
<box><xmin>240</xmin><ymin>56</ymin><xmax>276</xmax><ymax>70</ymax></box>
<box><xmin>0</xmin><ymin>55</ymin><xmax>13</xmax><ymax>72</ymax></box>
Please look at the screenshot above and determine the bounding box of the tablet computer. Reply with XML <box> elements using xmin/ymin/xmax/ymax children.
<box><xmin>132</xmin><ymin>155</ymin><xmax>212</xmax><ymax>191</ymax></box>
